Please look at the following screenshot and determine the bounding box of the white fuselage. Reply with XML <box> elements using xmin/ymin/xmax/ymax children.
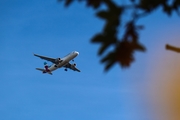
<box><xmin>47</xmin><ymin>51</ymin><xmax>79</xmax><ymax>72</ymax></box>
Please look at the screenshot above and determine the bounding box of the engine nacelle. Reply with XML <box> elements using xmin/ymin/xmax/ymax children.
<box><xmin>73</xmin><ymin>63</ymin><xmax>76</xmax><ymax>66</ymax></box>
<box><xmin>70</xmin><ymin>63</ymin><xmax>77</xmax><ymax>69</ymax></box>
<box><xmin>55</xmin><ymin>58</ymin><xmax>61</xmax><ymax>63</ymax></box>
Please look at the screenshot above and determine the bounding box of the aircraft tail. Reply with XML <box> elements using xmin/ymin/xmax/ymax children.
<box><xmin>36</xmin><ymin>68</ymin><xmax>53</xmax><ymax>75</ymax></box>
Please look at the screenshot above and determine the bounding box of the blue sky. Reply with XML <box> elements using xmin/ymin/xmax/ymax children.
<box><xmin>0</xmin><ymin>0</ymin><xmax>180</xmax><ymax>120</ymax></box>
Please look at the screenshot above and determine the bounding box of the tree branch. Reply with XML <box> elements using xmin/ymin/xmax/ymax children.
<box><xmin>166</xmin><ymin>44</ymin><xmax>180</xmax><ymax>53</ymax></box>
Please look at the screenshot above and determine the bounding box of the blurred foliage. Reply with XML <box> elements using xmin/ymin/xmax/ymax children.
<box><xmin>58</xmin><ymin>0</ymin><xmax>180</xmax><ymax>71</ymax></box>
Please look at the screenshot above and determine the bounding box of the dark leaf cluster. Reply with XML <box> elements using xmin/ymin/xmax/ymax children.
<box><xmin>100</xmin><ymin>21</ymin><xmax>145</xmax><ymax>71</ymax></box>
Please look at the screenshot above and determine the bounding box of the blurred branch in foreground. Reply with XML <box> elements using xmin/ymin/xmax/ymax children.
<box><xmin>59</xmin><ymin>0</ymin><xmax>180</xmax><ymax>72</ymax></box>
<box><xmin>166</xmin><ymin>44</ymin><xmax>180</xmax><ymax>53</ymax></box>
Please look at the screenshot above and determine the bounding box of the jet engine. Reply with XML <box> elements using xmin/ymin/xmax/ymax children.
<box><xmin>55</xmin><ymin>58</ymin><xmax>61</xmax><ymax>64</ymax></box>
<box><xmin>70</xmin><ymin>63</ymin><xmax>77</xmax><ymax>69</ymax></box>
<box><xmin>72</xmin><ymin>63</ymin><xmax>76</xmax><ymax>66</ymax></box>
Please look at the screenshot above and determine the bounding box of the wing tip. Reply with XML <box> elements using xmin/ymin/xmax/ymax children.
<box><xmin>34</xmin><ymin>53</ymin><xmax>38</xmax><ymax>56</ymax></box>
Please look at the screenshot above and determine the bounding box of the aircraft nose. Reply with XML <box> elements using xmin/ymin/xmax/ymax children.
<box><xmin>75</xmin><ymin>51</ymin><xmax>79</xmax><ymax>55</ymax></box>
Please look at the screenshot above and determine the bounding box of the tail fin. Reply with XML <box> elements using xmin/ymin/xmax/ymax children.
<box><xmin>36</xmin><ymin>68</ymin><xmax>52</xmax><ymax>75</ymax></box>
<box><xmin>44</xmin><ymin>62</ymin><xmax>49</xmax><ymax>71</ymax></box>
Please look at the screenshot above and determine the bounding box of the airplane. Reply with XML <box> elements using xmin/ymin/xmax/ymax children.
<box><xmin>34</xmin><ymin>51</ymin><xmax>80</xmax><ymax>75</ymax></box>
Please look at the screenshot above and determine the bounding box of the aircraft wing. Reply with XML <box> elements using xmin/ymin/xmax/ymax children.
<box><xmin>34</xmin><ymin>54</ymin><xmax>56</xmax><ymax>64</ymax></box>
<box><xmin>65</xmin><ymin>63</ymin><xmax>81</xmax><ymax>72</ymax></box>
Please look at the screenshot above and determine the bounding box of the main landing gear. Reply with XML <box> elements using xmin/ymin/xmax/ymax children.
<box><xmin>65</xmin><ymin>68</ymin><xmax>68</xmax><ymax>71</ymax></box>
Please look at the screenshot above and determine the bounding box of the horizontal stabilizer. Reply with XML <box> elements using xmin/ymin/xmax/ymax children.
<box><xmin>36</xmin><ymin>68</ymin><xmax>44</xmax><ymax>71</ymax></box>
